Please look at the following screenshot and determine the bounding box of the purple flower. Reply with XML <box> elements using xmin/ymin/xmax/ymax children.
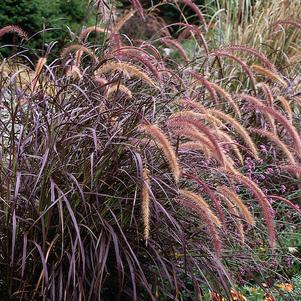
<box><xmin>260</xmin><ymin>144</ymin><xmax>267</xmax><ymax>153</ymax></box>
<box><xmin>284</xmin><ymin>256</ymin><xmax>292</xmax><ymax>268</ymax></box>
<box><xmin>266</xmin><ymin>167</ymin><xmax>273</xmax><ymax>174</ymax></box>
<box><xmin>280</xmin><ymin>185</ymin><xmax>286</xmax><ymax>193</ymax></box>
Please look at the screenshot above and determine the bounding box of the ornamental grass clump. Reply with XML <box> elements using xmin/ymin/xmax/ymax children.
<box><xmin>1</xmin><ymin>0</ymin><xmax>301</xmax><ymax>299</ymax></box>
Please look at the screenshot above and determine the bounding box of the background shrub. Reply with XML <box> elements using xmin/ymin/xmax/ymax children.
<box><xmin>0</xmin><ymin>0</ymin><xmax>94</xmax><ymax>58</ymax></box>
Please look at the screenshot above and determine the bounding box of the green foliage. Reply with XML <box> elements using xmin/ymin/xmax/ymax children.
<box><xmin>0</xmin><ymin>0</ymin><xmax>94</xmax><ymax>57</ymax></box>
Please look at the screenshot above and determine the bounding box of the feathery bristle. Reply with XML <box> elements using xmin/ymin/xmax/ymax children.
<box><xmin>138</xmin><ymin>41</ymin><xmax>162</xmax><ymax>60</ymax></box>
<box><xmin>214</xmin><ymin>128</ymin><xmax>244</xmax><ymax>165</ymax></box>
<box><xmin>139</xmin><ymin>123</ymin><xmax>181</xmax><ymax>183</ymax></box>
<box><xmin>175</xmin><ymin>23</ymin><xmax>208</xmax><ymax>53</ymax></box>
<box><xmin>230</xmin><ymin>172</ymin><xmax>276</xmax><ymax>249</ymax></box>
<box><xmin>170</xmin><ymin>126</ymin><xmax>214</xmax><ymax>154</ymax></box>
<box><xmin>131</xmin><ymin>0</ymin><xmax>144</xmax><ymax>19</ymax></box>
<box><xmin>210</xmin><ymin>82</ymin><xmax>241</xmax><ymax>117</ymax></box>
<box><xmin>288</xmin><ymin>53</ymin><xmax>301</xmax><ymax>64</ymax></box>
<box><xmin>218</xmin><ymin>193</ymin><xmax>245</xmax><ymax>244</ymax></box>
<box><xmin>61</xmin><ymin>44</ymin><xmax>98</xmax><ymax>64</ymax></box>
<box><xmin>257</xmin><ymin>83</ymin><xmax>277</xmax><ymax>134</ymax></box>
<box><xmin>208</xmin><ymin>109</ymin><xmax>259</xmax><ymax>159</ymax></box>
<box><xmin>95</xmin><ymin>62</ymin><xmax>160</xmax><ymax>89</ymax></box>
<box><xmin>167</xmin><ymin>112</ymin><xmax>225</xmax><ymax>165</ymax></box>
<box><xmin>257</xmin><ymin>83</ymin><xmax>273</xmax><ymax>107</ymax></box>
<box><xmin>218</xmin><ymin>186</ymin><xmax>255</xmax><ymax>226</ymax></box>
<box><xmin>66</xmin><ymin>65</ymin><xmax>82</xmax><ymax>79</ymax></box>
<box><xmin>173</xmin><ymin>100</ymin><xmax>223</xmax><ymax>126</ymax></box>
<box><xmin>269</xmin><ymin>195</ymin><xmax>301</xmax><ymax>215</ymax></box>
<box><xmin>174</xmin><ymin>98</ymin><xmax>207</xmax><ymax>113</ymax></box>
<box><xmin>112</xmin><ymin>9</ymin><xmax>136</xmax><ymax>34</ymax></box>
<box><xmin>251</xmin><ymin>64</ymin><xmax>288</xmax><ymax>87</ymax></box>
<box><xmin>239</xmin><ymin>93</ymin><xmax>278</xmax><ymax>133</ymax></box>
<box><xmin>183</xmin><ymin>174</ymin><xmax>226</xmax><ymax>226</ymax></box>
<box><xmin>179</xmin><ymin>141</ymin><xmax>212</xmax><ymax>158</ymax></box>
<box><xmin>181</xmin><ymin>0</ymin><xmax>208</xmax><ymax>31</ymax></box>
<box><xmin>106</xmin><ymin>84</ymin><xmax>132</xmax><ymax>98</ymax></box>
<box><xmin>252</xmin><ymin>104</ymin><xmax>301</xmax><ymax>155</ymax></box>
<box><xmin>109</xmin><ymin>47</ymin><xmax>161</xmax><ymax>79</ymax></box>
<box><xmin>179</xmin><ymin>189</ymin><xmax>222</xmax><ymax>228</ymax></box>
<box><xmin>190</xmin><ymin>71</ymin><xmax>219</xmax><ymax>104</ymax></box>
<box><xmin>175</xmin><ymin>197</ymin><xmax>222</xmax><ymax>256</ymax></box>
<box><xmin>142</xmin><ymin>168</ymin><xmax>151</xmax><ymax>242</ymax></box>
<box><xmin>273</xmin><ymin>20</ymin><xmax>301</xmax><ymax>31</ymax></box>
<box><xmin>0</xmin><ymin>25</ymin><xmax>28</xmax><ymax>40</ymax></box>
<box><xmin>281</xmin><ymin>165</ymin><xmax>301</xmax><ymax>176</ymax></box>
<box><xmin>79</xmin><ymin>26</ymin><xmax>107</xmax><ymax>41</ymax></box>
<box><xmin>94</xmin><ymin>0</ymin><xmax>111</xmax><ymax>23</ymax></box>
<box><xmin>249</xmin><ymin>128</ymin><xmax>296</xmax><ymax>164</ymax></box>
<box><xmin>277</xmin><ymin>96</ymin><xmax>292</xmax><ymax>121</ymax></box>
<box><xmin>160</xmin><ymin>38</ymin><xmax>189</xmax><ymax>62</ymax></box>
<box><xmin>220</xmin><ymin>45</ymin><xmax>277</xmax><ymax>72</ymax></box>
<box><xmin>210</xmin><ymin>51</ymin><xmax>256</xmax><ymax>88</ymax></box>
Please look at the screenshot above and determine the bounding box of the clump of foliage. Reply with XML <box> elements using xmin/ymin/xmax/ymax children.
<box><xmin>0</xmin><ymin>0</ymin><xmax>94</xmax><ymax>58</ymax></box>
<box><xmin>1</xmin><ymin>0</ymin><xmax>301</xmax><ymax>300</ymax></box>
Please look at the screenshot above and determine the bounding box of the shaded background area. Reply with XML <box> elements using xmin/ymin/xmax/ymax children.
<box><xmin>0</xmin><ymin>0</ymin><xmax>94</xmax><ymax>58</ymax></box>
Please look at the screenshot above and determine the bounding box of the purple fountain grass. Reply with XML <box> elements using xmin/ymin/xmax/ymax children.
<box><xmin>257</xmin><ymin>83</ymin><xmax>274</xmax><ymax>107</ymax></box>
<box><xmin>139</xmin><ymin>123</ymin><xmax>181</xmax><ymax>183</ymax></box>
<box><xmin>173</xmin><ymin>23</ymin><xmax>208</xmax><ymax>54</ymax></box>
<box><xmin>175</xmin><ymin>197</ymin><xmax>222</xmax><ymax>256</ymax></box>
<box><xmin>229</xmin><ymin>172</ymin><xmax>276</xmax><ymax>249</ymax></box>
<box><xmin>61</xmin><ymin>44</ymin><xmax>99</xmax><ymax>64</ymax></box>
<box><xmin>249</xmin><ymin>128</ymin><xmax>297</xmax><ymax>165</ymax></box>
<box><xmin>246</xmin><ymin>100</ymin><xmax>301</xmax><ymax>155</ymax></box>
<box><xmin>108</xmin><ymin>47</ymin><xmax>161</xmax><ymax>79</ymax></box>
<box><xmin>167</xmin><ymin>113</ymin><xmax>226</xmax><ymax>165</ymax></box>
<box><xmin>281</xmin><ymin>165</ymin><xmax>301</xmax><ymax>176</ymax></box>
<box><xmin>131</xmin><ymin>0</ymin><xmax>144</xmax><ymax>19</ymax></box>
<box><xmin>272</xmin><ymin>20</ymin><xmax>301</xmax><ymax>31</ymax></box>
<box><xmin>0</xmin><ymin>25</ymin><xmax>28</xmax><ymax>40</ymax></box>
<box><xmin>210</xmin><ymin>51</ymin><xmax>256</xmax><ymax>88</ymax></box>
<box><xmin>219</xmin><ymin>45</ymin><xmax>277</xmax><ymax>72</ymax></box>
<box><xmin>160</xmin><ymin>37</ymin><xmax>189</xmax><ymax>63</ymax></box>
<box><xmin>180</xmin><ymin>0</ymin><xmax>208</xmax><ymax>31</ymax></box>
<box><xmin>183</xmin><ymin>173</ymin><xmax>226</xmax><ymax>226</ymax></box>
<box><xmin>190</xmin><ymin>71</ymin><xmax>219</xmax><ymax>104</ymax></box>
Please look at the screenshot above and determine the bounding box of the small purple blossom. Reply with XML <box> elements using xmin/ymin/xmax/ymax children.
<box><xmin>260</xmin><ymin>144</ymin><xmax>267</xmax><ymax>153</ymax></box>
<box><xmin>283</xmin><ymin>256</ymin><xmax>292</xmax><ymax>268</ymax></box>
<box><xmin>280</xmin><ymin>185</ymin><xmax>286</xmax><ymax>193</ymax></box>
<box><xmin>266</xmin><ymin>167</ymin><xmax>273</xmax><ymax>174</ymax></box>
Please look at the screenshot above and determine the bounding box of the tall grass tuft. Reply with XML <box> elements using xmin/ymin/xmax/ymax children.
<box><xmin>1</xmin><ymin>0</ymin><xmax>301</xmax><ymax>299</ymax></box>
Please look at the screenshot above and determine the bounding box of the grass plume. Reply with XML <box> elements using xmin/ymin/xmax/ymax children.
<box><xmin>139</xmin><ymin>123</ymin><xmax>181</xmax><ymax>183</ymax></box>
<box><xmin>95</xmin><ymin>61</ymin><xmax>160</xmax><ymax>89</ymax></box>
<box><xmin>251</xmin><ymin>64</ymin><xmax>288</xmax><ymax>87</ymax></box>
<box><xmin>142</xmin><ymin>168</ymin><xmax>151</xmax><ymax>243</ymax></box>
<box><xmin>207</xmin><ymin>109</ymin><xmax>259</xmax><ymax>159</ymax></box>
<box><xmin>0</xmin><ymin>25</ymin><xmax>28</xmax><ymax>40</ymax></box>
